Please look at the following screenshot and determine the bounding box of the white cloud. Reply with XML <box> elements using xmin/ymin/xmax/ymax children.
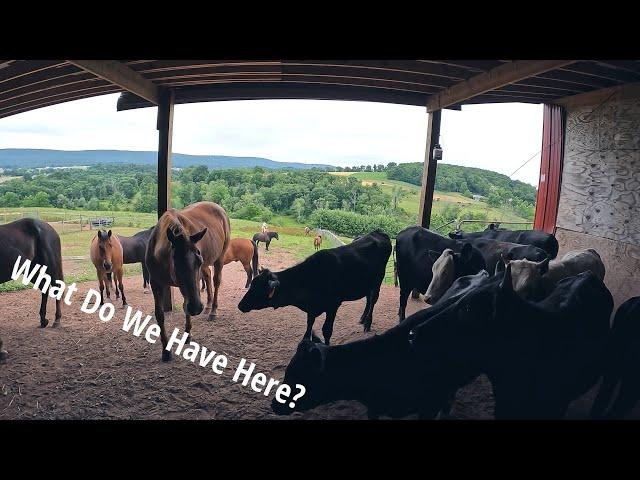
<box><xmin>0</xmin><ymin>93</ymin><xmax>543</xmax><ymax>185</ymax></box>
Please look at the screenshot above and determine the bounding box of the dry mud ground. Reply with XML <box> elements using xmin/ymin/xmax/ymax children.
<box><xmin>0</xmin><ymin>248</ymin><xmax>624</xmax><ymax>420</ymax></box>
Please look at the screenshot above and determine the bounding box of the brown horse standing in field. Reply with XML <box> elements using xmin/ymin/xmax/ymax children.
<box><xmin>314</xmin><ymin>235</ymin><xmax>322</xmax><ymax>251</ymax></box>
<box><xmin>146</xmin><ymin>201</ymin><xmax>230</xmax><ymax>361</ymax></box>
<box><xmin>90</xmin><ymin>230</ymin><xmax>127</xmax><ymax>307</ymax></box>
<box><xmin>0</xmin><ymin>218</ymin><xmax>64</xmax><ymax>361</ymax></box>
<box><xmin>304</xmin><ymin>226</ymin><xmax>311</xmax><ymax>236</ymax></box>
<box><xmin>202</xmin><ymin>237</ymin><xmax>258</xmax><ymax>289</ymax></box>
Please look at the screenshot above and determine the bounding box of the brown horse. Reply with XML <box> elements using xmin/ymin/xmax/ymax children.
<box><xmin>0</xmin><ymin>218</ymin><xmax>64</xmax><ymax>362</ymax></box>
<box><xmin>90</xmin><ymin>230</ymin><xmax>127</xmax><ymax>307</ymax></box>
<box><xmin>146</xmin><ymin>201</ymin><xmax>230</xmax><ymax>361</ymax></box>
<box><xmin>202</xmin><ymin>237</ymin><xmax>259</xmax><ymax>289</ymax></box>
<box><xmin>314</xmin><ymin>234</ymin><xmax>322</xmax><ymax>251</ymax></box>
<box><xmin>304</xmin><ymin>226</ymin><xmax>311</xmax><ymax>236</ymax></box>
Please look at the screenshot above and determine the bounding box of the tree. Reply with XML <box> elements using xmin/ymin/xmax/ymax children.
<box><xmin>1</xmin><ymin>191</ymin><xmax>20</xmax><ymax>207</ymax></box>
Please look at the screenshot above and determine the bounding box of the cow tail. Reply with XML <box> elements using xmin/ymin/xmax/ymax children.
<box><xmin>393</xmin><ymin>244</ymin><xmax>398</xmax><ymax>287</ymax></box>
<box><xmin>251</xmin><ymin>240</ymin><xmax>259</xmax><ymax>278</ymax></box>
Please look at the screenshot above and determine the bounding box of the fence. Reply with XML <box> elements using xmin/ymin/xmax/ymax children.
<box><xmin>432</xmin><ymin>218</ymin><xmax>534</xmax><ymax>233</ymax></box>
<box><xmin>317</xmin><ymin>228</ymin><xmax>345</xmax><ymax>247</ymax></box>
<box><xmin>0</xmin><ymin>209</ymin><xmax>156</xmax><ymax>231</ymax></box>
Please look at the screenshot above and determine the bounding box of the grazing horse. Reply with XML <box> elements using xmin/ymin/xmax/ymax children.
<box><xmin>0</xmin><ymin>218</ymin><xmax>64</xmax><ymax>362</ymax></box>
<box><xmin>314</xmin><ymin>235</ymin><xmax>322</xmax><ymax>251</ymax></box>
<box><xmin>304</xmin><ymin>226</ymin><xmax>311</xmax><ymax>236</ymax></box>
<box><xmin>201</xmin><ymin>237</ymin><xmax>259</xmax><ymax>289</ymax></box>
<box><xmin>252</xmin><ymin>231</ymin><xmax>279</xmax><ymax>251</ymax></box>
<box><xmin>117</xmin><ymin>227</ymin><xmax>153</xmax><ymax>291</ymax></box>
<box><xmin>146</xmin><ymin>201</ymin><xmax>230</xmax><ymax>361</ymax></box>
<box><xmin>90</xmin><ymin>230</ymin><xmax>127</xmax><ymax>307</ymax></box>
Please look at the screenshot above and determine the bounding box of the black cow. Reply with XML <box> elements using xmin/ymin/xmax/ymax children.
<box><xmin>272</xmin><ymin>269</ymin><xmax>496</xmax><ymax>418</ymax></box>
<box><xmin>412</xmin><ymin>266</ymin><xmax>613</xmax><ymax>419</ymax></box>
<box><xmin>238</xmin><ymin>230</ymin><xmax>392</xmax><ymax>345</ymax></box>
<box><xmin>449</xmin><ymin>227</ymin><xmax>559</xmax><ymax>260</ymax></box>
<box><xmin>591</xmin><ymin>296</ymin><xmax>640</xmax><ymax>419</ymax></box>
<box><xmin>395</xmin><ymin>226</ymin><xmax>486</xmax><ymax>321</ymax></box>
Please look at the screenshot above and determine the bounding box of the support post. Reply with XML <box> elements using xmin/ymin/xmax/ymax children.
<box><xmin>418</xmin><ymin>109</ymin><xmax>442</xmax><ymax>228</ymax></box>
<box><xmin>157</xmin><ymin>88</ymin><xmax>174</xmax><ymax>311</ymax></box>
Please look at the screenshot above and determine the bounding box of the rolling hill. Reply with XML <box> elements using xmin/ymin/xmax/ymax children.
<box><xmin>0</xmin><ymin>149</ymin><xmax>332</xmax><ymax>170</ymax></box>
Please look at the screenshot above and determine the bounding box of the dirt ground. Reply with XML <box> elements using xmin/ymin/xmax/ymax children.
<box><xmin>0</xmin><ymin>248</ymin><xmax>615</xmax><ymax>420</ymax></box>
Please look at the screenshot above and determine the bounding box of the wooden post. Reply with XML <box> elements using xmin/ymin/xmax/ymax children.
<box><xmin>417</xmin><ymin>109</ymin><xmax>442</xmax><ymax>228</ymax></box>
<box><xmin>157</xmin><ymin>88</ymin><xmax>174</xmax><ymax>311</ymax></box>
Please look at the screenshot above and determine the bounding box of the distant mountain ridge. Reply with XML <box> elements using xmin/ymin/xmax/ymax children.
<box><xmin>0</xmin><ymin>149</ymin><xmax>332</xmax><ymax>170</ymax></box>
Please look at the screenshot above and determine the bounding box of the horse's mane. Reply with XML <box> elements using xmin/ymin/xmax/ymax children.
<box><xmin>153</xmin><ymin>210</ymin><xmax>187</xmax><ymax>258</ymax></box>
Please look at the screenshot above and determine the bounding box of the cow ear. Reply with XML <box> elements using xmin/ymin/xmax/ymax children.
<box><xmin>267</xmin><ymin>277</ymin><xmax>279</xmax><ymax>298</ymax></box>
<box><xmin>448</xmin><ymin>231</ymin><xmax>459</xmax><ymax>239</ymax></box>
<box><xmin>190</xmin><ymin>228</ymin><xmax>207</xmax><ymax>244</ymax></box>
<box><xmin>427</xmin><ymin>250</ymin><xmax>442</xmax><ymax>263</ymax></box>
<box><xmin>538</xmin><ymin>256</ymin><xmax>550</xmax><ymax>276</ymax></box>
<box><xmin>460</xmin><ymin>242</ymin><xmax>473</xmax><ymax>262</ymax></box>
<box><xmin>500</xmin><ymin>262</ymin><xmax>514</xmax><ymax>294</ymax></box>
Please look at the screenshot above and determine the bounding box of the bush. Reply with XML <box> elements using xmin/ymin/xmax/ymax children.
<box><xmin>309</xmin><ymin>209</ymin><xmax>406</xmax><ymax>238</ymax></box>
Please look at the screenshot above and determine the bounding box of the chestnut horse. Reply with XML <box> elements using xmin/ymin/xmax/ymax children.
<box><xmin>90</xmin><ymin>230</ymin><xmax>127</xmax><ymax>307</ymax></box>
<box><xmin>0</xmin><ymin>218</ymin><xmax>64</xmax><ymax>362</ymax></box>
<box><xmin>146</xmin><ymin>201</ymin><xmax>230</xmax><ymax>361</ymax></box>
<box><xmin>202</xmin><ymin>237</ymin><xmax>259</xmax><ymax>290</ymax></box>
<box><xmin>314</xmin><ymin>234</ymin><xmax>322</xmax><ymax>251</ymax></box>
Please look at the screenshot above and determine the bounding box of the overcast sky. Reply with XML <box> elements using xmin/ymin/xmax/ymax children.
<box><xmin>0</xmin><ymin>93</ymin><xmax>543</xmax><ymax>186</ymax></box>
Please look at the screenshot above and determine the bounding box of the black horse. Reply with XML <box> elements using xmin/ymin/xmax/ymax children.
<box><xmin>0</xmin><ymin>218</ymin><xmax>64</xmax><ymax>361</ymax></box>
<box><xmin>117</xmin><ymin>227</ymin><xmax>153</xmax><ymax>290</ymax></box>
<box><xmin>252</xmin><ymin>231</ymin><xmax>279</xmax><ymax>251</ymax></box>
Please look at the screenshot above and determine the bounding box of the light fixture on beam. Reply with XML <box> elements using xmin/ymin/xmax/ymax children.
<box><xmin>433</xmin><ymin>143</ymin><xmax>443</xmax><ymax>161</ymax></box>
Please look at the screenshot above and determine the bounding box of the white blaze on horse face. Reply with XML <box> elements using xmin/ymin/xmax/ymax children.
<box><xmin>508</xmin><ymin>259</ymin><xmax>541</xmax><ymax>299</ymax></box>
<box><xmin>425</xmin><ymin>249</ymin><xmax>455</xmax><ymax>304</ymax></box>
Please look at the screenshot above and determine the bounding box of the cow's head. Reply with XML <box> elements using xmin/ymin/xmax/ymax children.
<box><xmin>424</xmin><ymin>243</ymin><xmax>474</xmax><ymax>305</ymax></box>
<box><xmin>504</xmin><ymin>255</ymin><xmax>549</xmax><ymax>300</ymax></box>
<box><xmin>167</xmin><ymin>226</ymin><xmax>207</xmax><ymax>316</ymax></box>
<box><xmin>96</xmin><ymin>230</ymin><xmax>114</xmax><ymax>272</ymax></box>
<box><xmin>272</xmin><ymin>334</ymin><xmax>327</xmax><ymax>415</ymax></box>
<box><xmin>238</xmin><ymin>268</ymin><xmax>279</xmax><ymax>312</ymax></box>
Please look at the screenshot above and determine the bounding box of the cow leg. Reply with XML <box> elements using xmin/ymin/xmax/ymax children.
<box><xmin>359</xmin><ymin>293</ymin><xmax>372</xmax><ymax>324</ymax></box>
<box><xmin>304</xmin><ymin>313</ymin><xmax>317</xmax><ymax>341</ymax></box>
<box><xmin>208</xmin><ymin>259</ymin><xmax>223</xmax><ymax>321</ymax></box>
<box><xmin>38</xmin><ymin>291</ymin><xmax>48</xmax><ymax>328</ymax></box>
<box><xmin>362</xmin><ymin>288</ymin><xmax>380</xmax><ymax>332</ymax></box>
<box><xmin>151</xmin><ymin>282</ymin><xmax>171</xmax><ymax>362</ymax></box>
<box><xmin>398</xmin><ymin>287</ymin><xmax>410</xmax><ymax>322</ymax></box>
<box><xmin>322</xmin><ymin>307</ymin><xmax>338</xmax><ymax>345</ymax></box>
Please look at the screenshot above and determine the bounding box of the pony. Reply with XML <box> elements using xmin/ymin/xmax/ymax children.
<box><xmin>201</xmin><ymin>237</ymin><xmax>259</xmax><ymax>289</ymax></box>
<box><xmin>252</xmin><ymin>231</ymin><xmax>279</xmax><ymax>251</ymax></box>
<box><xmin>304</xmin><ymin>227</ymin><xmax>311</xmax><ymax>236</ymax></box>
<box><xmin>90</xmin><ymin>230</ymin><xmax>127</xmax><ymax>307</ymax></box>
<box><xmin>117</xmin><ymin>227</ymin><xmax>153</xmax><ymax>292</ymax></box>
<box><xmin>146</xmin><ymin>201</ymin><xmax>230</xmax><ymax>361</ymax></box>
<box><xmin>0</xmin><ymin>218</ymin><xmax>64</xmax><ymax>362</ymax></box>
<box><xmin>313</xmin><ymin>234</ymin><xmax>322</xmax><ymax>251</ymax></box>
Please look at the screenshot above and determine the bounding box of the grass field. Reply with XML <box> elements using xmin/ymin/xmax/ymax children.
<box><xmin>332</xmin><ymin>171</ymin><xmax>532</xmax><ymax>228</ymax></box>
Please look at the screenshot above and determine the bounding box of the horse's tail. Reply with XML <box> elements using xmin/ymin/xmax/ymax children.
<box><xmin>251</xmin><ymin>240</ymin><xmax>259</xmax><ymax>278</ymax></box>
<box><xmin>393</xmin><ymin>243</ymin><xmax>398</xmax><ymax>287</ymax></box>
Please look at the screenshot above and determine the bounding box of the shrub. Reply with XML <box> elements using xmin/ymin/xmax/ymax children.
<box><xmin>309</xmin><ymin>209</ymin><xmax>406</xmax><ymax>238</ymax></box>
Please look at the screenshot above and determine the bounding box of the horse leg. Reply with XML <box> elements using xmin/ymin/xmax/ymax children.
<box><xmin>202</xmin><ymin>265</ymin><xmax>213</xmax><ymax>315</ymax></box>
<box><xmin>39</xmin><ymin>291</ymin><xmax>48</xmax><ymax>328</ymax></box>
<box><xmin>104</xmin><ymin>273</ymin><xmax>111</xmax><ymax>300</ymax></box>
<box><xmin>98</xmin><ymin>273</ymin><xmax>105</xmax><ymax>306</ymax></box>
<box><xmin>53</xmin><ymin>298</ymin><xmax>62</xmax><ymax>327</ymax></box>
<box><xmin>208</xmin><ymin>258</ymin><xmax>223</xmax><ymax>321</ymax></box>
<box><xmin>0</xmin><ymin>334</ymin><xmax>7</xmax><ymax>362</ymax></box>
<box><xmin>243</xmin><ymin>261</ymin><xmax>253</xmax><ymax>288</ymax></box>
<box><xmin>322</xmin><ymin>307</ymin><xmax>339</xmax><ymax>345</ymax></box>
<box><xmin>118</xmin><ymin>269</ymin><xmax>127</xmax><ymax>307</ymax></box>
<box><xmin>184</xmin><ymin>314</ymin><xmax>192</xmax><ymax>342</ymax></box>
<box><xmin>151</xmin><ymin>282</ymin><xmax>171</xmax><ymax>362</ymax></box>
<box><xmin>265</xmin><ymin>240</ymin><xmax>269</xmax><ymax>251</ymax></box>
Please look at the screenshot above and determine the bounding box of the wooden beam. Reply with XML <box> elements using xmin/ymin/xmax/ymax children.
<box><xmin>418</xmin><ymin>109</ymin><xmax>441</xmax><ymax>228</ymax></box>
<box><xmin>426</xmin><ymin>60</ymin><xmax>576</xmax><ymax>112</ymax></box>
<box><xmin>157</xmin><ymin>89</ymin><xmax>174</xmax><ymax>312</ymax></box>
<box><xmin>68</xmin><ymin>60</ymin><xmax>160</xmax><ymax>104</ymax></box>
<box><xmin>552</xmin><ymin>81</ymin><xmax>640</xmax><ymax>110</ymax></box>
